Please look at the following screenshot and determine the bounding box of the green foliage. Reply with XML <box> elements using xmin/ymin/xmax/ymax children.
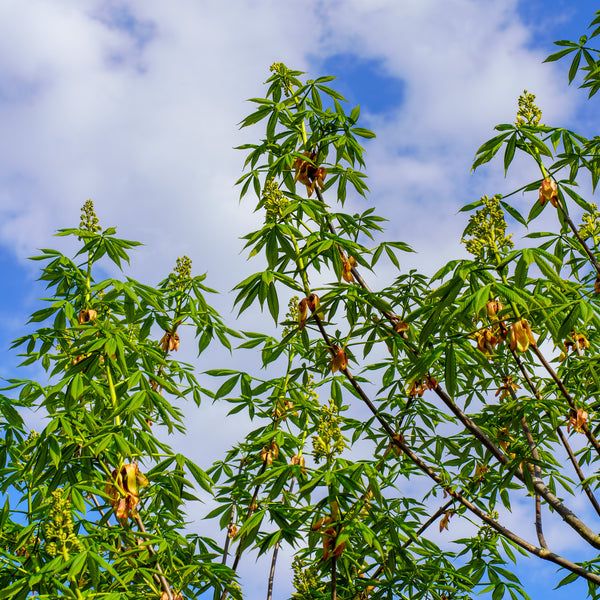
<box><xmin>4</xmin><ymin>9</ymin><xmax>600</xmax><ymax>600</ymax></box>
<box><xmin>0</xmin><ymin>202</ymin><xmax>234</xmax><ymax>599</ymax></box>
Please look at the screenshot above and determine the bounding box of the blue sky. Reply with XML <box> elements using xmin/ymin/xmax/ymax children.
<box><xmin>1</xmin><ymin>0</ymin><xmax>600</xmax><ymax>598</ymax></box>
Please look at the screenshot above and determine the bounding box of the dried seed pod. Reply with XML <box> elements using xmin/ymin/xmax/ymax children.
<box><xmin>159</xmin><ymin>331</ymin><xmax>180</xmax><ymax>352</ymax></box>
<box><xmin>331</xmin><ymin>346</ymin><xmax>348</xmax><ymax>373</ymax></box>
<box><xmin>538</xmin><ymin>177</ymin><xmax>558</xmax><ymax>207</ymax></box>
<box><xmin>270</xmin><ymin>440</ymin><xmax>279</xmax><ymax>460</ymax></box>
<box><xmin>568</xmin><ymin>407</ymin><xmax>589</xmax><ymax>433</ymax></box>
<box><xmin>486</xmin><ymin>300</ymin><xmax>503</xmax><ymax>319</ymax></box>
<box><xmin>78</xmin><ymin>308</ymin><xmax>97</xmax><ymax>324</ymax></box>
<box><xmin>298</xmin><ymin>298</ymin><xmax>309</xmax><ymax>330</ymax></box>
<box><xmin>307</xmin><ymin>293</ymin><xmax>319</xmax><ymax>313</ymax></box>
<box><xmin>509</xmin><ymin>319</ymin><xmax>536</xmax><ymax>353</ymax></box>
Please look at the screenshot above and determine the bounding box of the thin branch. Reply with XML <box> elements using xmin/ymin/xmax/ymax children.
<box><xmin>221</xmin><ymin>459</ymin><xmax>245</xmax><ymax>565</ymax></box>
<box><xmin>556</xmin><ymin>198</ymin><xmax>600</xmax><ymax>276</ymax></box>
<box><xmin>89</xmin><ymin>494</ymin><xmax>165</xmax><ymax>594</ymax></box>
<box><xmin>557</xmin><ymin>425</ymin><xmax>600</xmax><ymax>517</ymax></box>
<box><xmin>266</xmin><ymin>541</ymin><xmax>280</xmax><ymax>600</ymax></box>
<box><xmin>89</xmin><ymin>493</ymin><xmax>106</xmax><ymax>518</ymax></box>
<box><xmin>498</xmin><ymin>359</ymin><xmax>548</xmax><ymax>548</ymax></box>
<box><xmin>331</xmin><ymin>555</ymin><xmax>338</xmax><ymax>600</ymax></box>
<box><xmin>266</xmin><ymin>479</ymin><xmax>295</xmax><ymax>600</ymax></box>
<box><xmin>134</xmin><ymin>514</ymin><xmax>173</xmax><ymax>600</ymax></box>
<box><xmin>232</xmin><ymin>461</ymin><xmax>267</xmax><ymax>572</ymax></box>
<box><xmin>519</xmin><ymin>416</ymin><xmax>548</xmax><ymax>549</ymax></box>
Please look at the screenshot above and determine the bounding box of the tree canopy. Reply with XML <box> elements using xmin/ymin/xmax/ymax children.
<box><xmin>3</xmin><ymin>8</ymin><xmax>600</xmax><ymax>600</ymax></box>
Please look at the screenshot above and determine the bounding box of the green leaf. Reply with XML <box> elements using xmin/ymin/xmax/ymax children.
<box><xmin>185</xmin><ymin>458</ymin><xmax>213</xmax><ymax>493</ymax></box>
<box><xmin>544</xmin><ymin>47</ymin><xmax>577</xmax><ymax>63</ymax></box>
<box><xmin>215</xmin><ymin>374</ymin><xmax>240</xmax><ymax>399</ymax></box>
<box><xmin>459</xmin><ymin>199</ymin><xmax>484</xmax><ymax>213</ymax></box>
<box><xmin>527</xmin><ymin>197</ymin><xmax>546</xmax><ymax>223</ymax></box>
<box><xmin>558</xmin><ymin>304</ymin><xmax>581</xmax><ymax>339</ymax></box>
<box><xmin>267</xmin><ymin>282</ymin><xmax>279</xmax><ymax>323</ymax></box>
<box><xmin>500</xmin><ymin>201</ymin><xmax>527</xmax><ymax>226</ymax></box>
<box><xmin>568</xmin><ymin>49</ymin><xmax>582</xmax><ymax>83</ymax></box>
<box><xmin>520</xmin><ymin>129</ymin><xmax>552</xmax><ymax>157</ymax></box>
<box><xmin>68</xmin><ymin>551</ymin><xmax>88</xmax><ymax>578</ymax></box>
<box><xmin>555</xmin><ymin>571</ymin><xmax>580</xmax><ymax>589</ymax></box>
<box><xmin>444</xmin><ymin>343</ymin><xmax>457</xmax><ymax>398</ymax></box>
<box><xmin>351</xmin><ymin>127</ymin><xmax>376</xmax><ymax>139</ymax></box>
<box><xmin>504</xmin><ymin>133</ymin><xmax>517</xmax><ymax>174</ymax></box>
<box><xmin>316</xmin><ymin>84</ymin><xmax>347</xmax><ymax>101</ymax></box>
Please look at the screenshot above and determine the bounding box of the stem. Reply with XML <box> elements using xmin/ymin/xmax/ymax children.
<box><xmin>134</xmin><ymin>514</ymin><xmax>173</xmax><ymax>600</ymax></box>
<box><xmin>85</xmin><ymin>250</ymin><xmax>92</xmax><ymax>305</ymax></box>
<box><xmin>331</xmin><ymin>555</ymin><xmax>337</xmax><ymax>600</ymax></box>
<box><xmin>89</xmin><ymin>493</ymin><xmax>106</xmax><ymax>518</ymax></box>
<box><xmin>558</xmin><ymin>426</ymin><xmax>600</xmax><ymax>516</ymax></box>
<box><xmin>519</xmin><ymin>416</ymin><xmax>548</xmax><ymax>549</ymax></box>
<box><xmin>556</xmin><ymin>198</ymin><xmax>600</xmax><ymax>276</ymax></box>
<box><xmin>221</xmin><ymin>459</ymin><xmax>245</xmax><ymax>565</ymax></box>
<box><xmin>266</xmin><ymin>480</ymin><xmax>294</xmax><ymax>600</ymax></box>
<box><xmin>105</xmin><ymin>364</ymin><xmax>121</xmax><ymax>427</ymax></box>
<box><xmin>290</xmin><ymin>233</ymin><xmax>311</xmax><ymax>295</ymax></box>
<box><xmin>498</xmin><ymin>359</ymin><xmax>548</xmax><ymax>548</ymax></box>
<box><xmin>266</xmin><ymin>541</ymin><xmax>280</xmax><ymax>600</ymax></box>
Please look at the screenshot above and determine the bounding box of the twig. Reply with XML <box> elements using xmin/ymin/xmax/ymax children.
<box><xmin>557</xmin><ymin>425</ymin><xmax>600</xmax><ymax>517</ymax></box>
<box><xmin>266</xmin><ymin>480</ymin><xmax>295</xmax><ymax>600</ymax></box>
<box><xmin>134</xmin><ymin>514</ymin><xmax>173</xmax><ymax>600</ymax></box>
<box><xmin>266</xmin><ymin>541</ymin><xmax>281</xmax><ymax>600</ymax></box>
<box><xmin>331</xmin><ymin>555</ymin><xmax>338</xmax><ymax>600</ymax></box>
<box><xmin>498</xmin><ymin>359</ymin><xmax>548</xmax><ymax>548</ymax></box>
<box><xmin>557</xmin><ymin>198</ymin><xmax>600</xmax><ymax>276</ymax></box>
<box><xmin>221</xmin><ymin>459</ymin><xmax>245</xmax><ymax>565</ymax></box>
<box><xmin>519</xmin><ymin>416</ymin><xmax>548</xmax><ymax>549</ymax></box>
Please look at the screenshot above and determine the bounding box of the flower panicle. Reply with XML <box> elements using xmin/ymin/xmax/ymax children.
<box><xmin>80</xmin><ymin>199</ymin><xmax>102</xmax><ymax>233</ymax></box>
<box><xmin>515</xmin><ymin>90</ymin><xmax>543</xmax><ymax>127</ymax></box>
<box><xmin>461</xmin><ymin>195</ymin><xmax>513</xmax><ymax>261</ymax></box>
